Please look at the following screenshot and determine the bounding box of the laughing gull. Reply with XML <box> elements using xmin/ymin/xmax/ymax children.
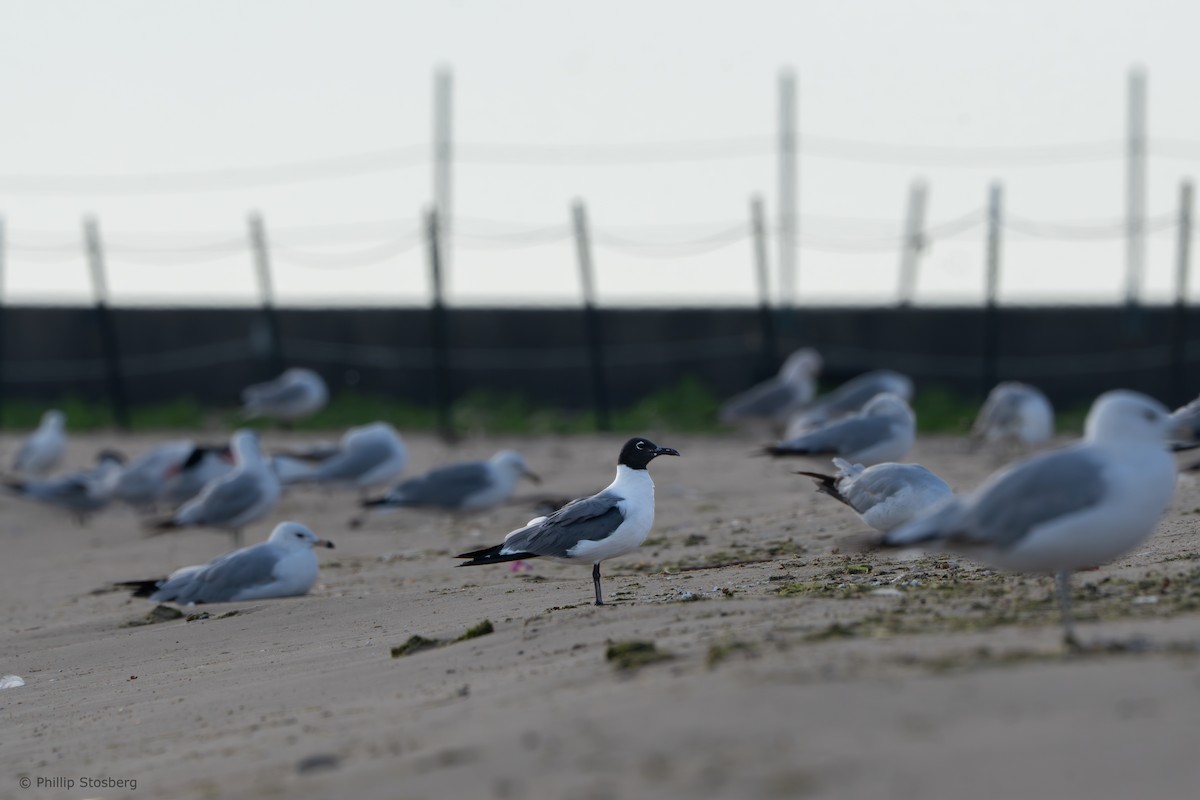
<box><xmin>456</xmin><ymin>437</ymin><xmax>680</xmax><ymax>605</ymax></box>
<box><xmin>162</xmin><ymin>444</ymin><xmax>234</xmax><ymax>507</ymax></box>
<box><xmin>119</xmin><ymin>521</ymin><xmax>334</xmax><ymax>605</ymax></box>
<box><xmin>719</xmin><ymin>348</ymin><xmax>823</xmax><ymax>428</ymax></box>
<box><xmin>796</xmin><ymin>457</ymin><xmax>953</xmax><ymax>532</ymax></box>
<box><xmin>878</xmin><ymin>390</ymin><xmax>1182</xmax><ymax>648</ymax></box>
<box><xmin>241</xmin><ymin>367</ymin><xmax>329</xmax><ymax>423</ymax></box>
<box><xmin>5</xmin><ymin>450</ymin><xmax>125</xmax><ymax>523</ymax></box>
<box><xmin>276</xmin><ymin>422</ymin><xmax>408</xmax><ymax>491</ymax></box>
<box><xmin>971</xmin><ymin>381</ymin><xmax>1054</xmax><ymax>450</ymax></box>
<box><xmin>766</xmin><ymin>392</ymin><xmax>915</xmax><ymax>466</ymax></box>
<box><xmin>785</xmin><ymin>369</ymin><xmax>914</xmax><ymax>437</ymax></box>
<box><xmin>12</xmin><ymin>410</ymin><xmax>67</xmax><ymax>478</ymax></box>
<box><xmin>114</xmin><ymin>440</ymin><xmax>195</xmax><ymax>510</ymax></box>
<box><xmin>152</xmin><ymin>430</ymin><xmax>281</xmax><ymax>547</ymax></box>
<box><xmin>362</xmin><ymin>450</ymin><xmax>539</xmax><ymax>513</ymax></box>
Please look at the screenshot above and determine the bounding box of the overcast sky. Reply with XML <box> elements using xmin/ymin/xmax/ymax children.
<box><xmin>1</xmin><ymin>0</ymin><xmax>1197</xmax><ymax>307</ymax></box>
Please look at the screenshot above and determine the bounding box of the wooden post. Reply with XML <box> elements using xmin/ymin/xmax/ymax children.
<box><xmin>981</xmin><ymin>183</ymin><xmax>1003</xmax><ymax>397</ymax></box>
<box><xmin>571</xmin><ymin>200</ymin><xmax>612</xmax><ymax>431</ymax></box>
<box><xmin>750</xmin><ymin>195</ymin><xmax>778</xmax><ymax>376</ymax></box>
<box><xmin>0</xmin><ymin>216</ymin><xmax>6</xmax><ymax>430</ymax></box>
<box><xmin>897</xmin><ymin>180</ymin><xmax>929</xmax><ymax>306</ymax></box>
<box><xmin>1171</xmin><ymin>180</ymin><xmax>1194</xmax><ymax>405</ymax></box>
<box><xmin>777</xmin><ymin>68</ymin><xmax>798</xmax><ymax>308</ymax></box>
<box><xmin>83</xmin><ymin>216</ymin><xmax>130</xmax><ymax>430</ymax></box>
<box><xmin>1125</xmin><ymin>67</ymin><xmax>1148</xmax><ymax>311</ymax></box>
<box><xmin>433</xmin><ymin>68</ymin><xmax>453</xmax><ymax>274</ymax></box>
<box><xmin>247</xmin><ymin>211</ymin><xmax>285</xmax><ymax>374</ymax></box>
<box><xmin>424</xmin><ymin>208</ymin><xmax>454</xmax><ymax>440</ymax></box>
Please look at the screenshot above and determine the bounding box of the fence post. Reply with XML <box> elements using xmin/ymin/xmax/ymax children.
<box><xmin>424</xmin><ymin>207</ymin><xmax>454</xmax><ymax>440</ymax></box>
<box><xmin>83</xmin><ymin>216</ymin><xmax>130</xmax><ymax>430</ymax></box>
<box><xmin>981</xmin><ymin>183</ymin><xmax>1003</xmax><ymax>397</ymax></box>
<box><xmin>433</xmin><ymin>68</ymin><xmax>453</xmax><ymax>274</ymax></box>
<box><xmin>247</xmin><ymin>211</ymin><xmax>285</xmax><ymax>374</ymax></box>
<box><xmin>571</xmin><ymin>200</ymin><xmax>612</xmax><ymax>431</ymax></box>
<box><xmin>0</xmin><ymin>216</ymin><xmax>6</xmax><ymax>430</ymax></box>
<box><xmin>896</xmin><ymin>180</ymin><xmax>928</xmax><ymax>306</ymax></box>
<box><xmin>1171</xmin><ymin>180</ymin><xmax>1194</xmax><ymax>406</ymax></box>
<box><xmin>777</xmin><ymin>68</ymin><xmax>798</xmax><ymax>309</ymax></box>
<box><xmin>1125</xmin><ymin>67</ymin><xmax>1148</xmax><ymax>315</ymax></box>
<box><xmin>750</xmin><ymin>195</ymin><xmax>778</xmax><ymax>376</ymax></box>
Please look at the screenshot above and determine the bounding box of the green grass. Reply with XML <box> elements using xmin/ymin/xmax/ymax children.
<box><xmin>0</xmin><ymin>378</ymin><xmax>1087</xmax><ymax>436</ymax></box>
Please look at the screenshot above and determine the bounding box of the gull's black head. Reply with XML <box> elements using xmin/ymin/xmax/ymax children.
<box><xmin>618</xmin><ymin>437</ymin><xmax>681</xmax><ymax>470</ymax></box>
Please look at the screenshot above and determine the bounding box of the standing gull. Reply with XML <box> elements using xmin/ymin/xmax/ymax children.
<box><xmin>877</xmin><ymin>390</ymin><xmax>1181</xmax><ymax>648</ymax></box>
<box><xmin>456</xmin><ymin>437</ymin><xmax>680</xmax><ymax>605</ymax></box>
<box><xmin>241</xmin><ymin>367</ymin><xmax>329</xmax><ymax>424</ymax></box>
<box><xmin>119</xmin><ymin>521</ymin><xmax>334</xmax><ymax>604</ymax></box>
<box><xmin>12</xmin><ymin>409</ymin><xmax>67</xmax><ymax>478</ymax></box>
<box><xmin>719</xmin><ymin>348</ymin><xmax>822</xmax><ymax>428</ymax></box>
<box><xmin>971</xmin><ymin>381</ymin><xmax>1054</xmax><ymax>451</ymax></box>
<box><xmin>152</xmin><ymin>430</ymin><xmax>280</xmax><ymax>547</ymax></box>
<box><xmin>362</xmin><ymin>450</ymin><xmax>538</xmax><ymax>514</ymax></box>
<box><xmin>5</xmin><ymin>450</ymin><xmax>125</xmax><ymax>523</ymax></box>
<box><xmin>785</xmin><ymin>369</ymin><xmax>913</xmax><ymax>436</ymax></box>
<box><xmin>766</xmin><ymin>393</ymin><xmax>916</xmax><ymax>466</ymax></box>
<box><xmin>796</xmin><ymin>457</ymin><xmax>953</xmax><ymax>532</ymax></box>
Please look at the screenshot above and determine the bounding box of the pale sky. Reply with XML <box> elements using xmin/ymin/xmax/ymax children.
<box><xmin>1</xmin><ymin>0</ymin><xmax>1198</xmax><ymax>307</ymax></box>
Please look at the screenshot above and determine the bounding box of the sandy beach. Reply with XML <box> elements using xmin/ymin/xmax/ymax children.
<box><xmin>3</xmin><ymin>431</ymin><xmax>1200</xmax><ymax>800</ymax></box>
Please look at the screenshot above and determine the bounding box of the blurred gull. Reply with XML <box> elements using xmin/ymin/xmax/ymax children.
<box><xmin>275</xmin><ymin>422</ymin><xmax>408</xmax><ymax>492</ymax></box>
<box><xmin>457</xmin><ymin>437</ymin><xmax>680</xmax><ymax>605</ymax></box>
<box><xmin>765</xmin><ymin>392</ymin><xmax>916</xmax><ymax>466</ymax></box>
<box><xmin>971</xmin><ymin>381</ymin><xmax>1054</xmax><ymax>450</ymax></box>
<box><xmin>120</xmin><ymin>521</ymin><xmax>333</xmax><ymax>605</ymax></box>
<box><xmin>162</xmin><ymin>444</ymin><xmax>234</xmax><ymax>507</ymax></box>
<box><xmin>152</xmin><ymin>430</ymin><xmax>280</xmax><ymax>547</ymax></box>
<box><xmin>12</xmin><ymin>410</ymin><xmax>67</xmax><ymax>478</ymax></box>
<box><xmin>719</xmin><ymin>348</ymin><xmax>822</xmax><ymax>428</ymax></box>
<box><xmin>114</xmin><ymin>440</ymin><xmax>195</xmax><ymax>511</ymax></box>
<box><xmin>362</xmin><ymin>450</ymin><xmax>539</xmax><ymax>514</ymax></box>
<box><xmin>5</xmin><ymin>450</ymin><xmax>125</xmax><ymax>523</ymax></box>
<box><xmin>796</xmin><ymin>457</ymin><xmax>953</xmax><ymax>532</ymax></box>
<box><xmin>878</xmin><ymin>390</ymin><xmax>1181</xmax><ymax>648</ymax></box>
<box><xmin>785</xmin><ymin>369</ymin><xmax>913</xmax><ymax>437</ymax></box>
<box><xmin>241</xmin><ymin>367</ymin><xmax>328</xmax><ymax>424</ymax></box>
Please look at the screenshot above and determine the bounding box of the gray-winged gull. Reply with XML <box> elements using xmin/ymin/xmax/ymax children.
<box><xmin>971</xmin><ymin>381</ymin><xmax>1055</xmax><ymax>449</ymax></box>
<box><xmin>878</xmin><ymin>389</ymin><xmax>1181</xmax><ymax>648</ymax></box>
<box><xmin>766</xmin><ymin>392</ymin><xmax>915</xmax><ymax>466</ymax></box>
<box><xmin>5</xmin><ymin>450</ymin><xmax>125</xmax><ymax>523</ymax></box>
<box><xmin>120</xmin><ymin>521</ymin><xmax>334</xmax><ymax>604</ymax></box>
<box><xmin>456</xmin><ymin>437</ymin><xmax>680</xmax><ymax>605</ymax></box>
<box><xmin>796</xmin><ymin>457</ymin><xmax>953</xmax><ymax>531</ymax></box>
<box><xmin>362</xmin><ymin>450</ymin><xmax>538</xmax><ymax>513</ymax></box>
<box><xmin>152</xmin><ymin>430</ymin><xmax>280</xmax><ymax>546</ymax></box>
<box><xmin>241</xmin><ymin>367</ymin><xmax>328</xmax><ymax>423</ymax></box>
<box><xmin>12</xmin><ymin>409</ymin><xmax>67</xmax><ymax>478</ymax></box>
<box><xmin>719</xmin><ymin>348</ymin><xmax>822</xmax><ymax>427</ymax></box>
<box><xmin>276</xmin><ymin>422</ymin><xmax>408</xmax><ymax>491</ymax></box>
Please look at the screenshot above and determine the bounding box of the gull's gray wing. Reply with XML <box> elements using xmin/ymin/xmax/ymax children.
<box><xmin>242</xmin><ymin>379</ymin><xmax>309</xmax><ymax>408</ymax></box>
<box><xmin>386</xmin><ymin>462</ymin><xmax>490</xmax><ymax>508</ymax></box>
<box><xmin>887</xmin><ymin>448</ymin><xmax>1106</xmax><ymax>550</ymax></box>
<box><xmin>773</xmin><ymin>416</ymin><xmax>895</xmax><ymax>456</ymax></box>
<box><xmin>843</xmin><ymin>464</ymin><xmax>948</xmax><ymax>514</ymax></box>
<box><xmin>720</xmin><ymin>379</ymin><xmax>795</xmax><ymax>422</ymax></box>
<box><xmin>504</xmin><ymin>492</ymin><xmax>625</xmax><ymax>558</ymax></box>
<box><xmin>186</xmin><ymin>471</ymin><xmax>263</xmax><ymax>524</ymax></box>
<box><xmin>973</xmin><ymin>390</ymin><xmax>1022</xmax><ymax>435</ymax></box>
<box><xmin>311</xmin><ymin>438</ymin><xmax>393</xmax><ymax>483</ymax></box>
<box><xmin>159</xmin><ymin>544</ymin><xmax>281</xmax><ymax>604</ymax></box>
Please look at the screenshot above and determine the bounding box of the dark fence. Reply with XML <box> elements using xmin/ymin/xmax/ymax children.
<box><xmin>0</xmin><ymin>304</ymin><xmax>1196</xmax><ymax>423</ymax></box>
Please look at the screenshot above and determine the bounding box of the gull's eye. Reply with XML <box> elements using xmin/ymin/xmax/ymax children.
<box><xmin>295</xmin><ymin>531</ymin><xmax>304</xmax><ymax>538</ymax></box>
<box><xmin>635</xmin><ymin>441</ymin><xmax>645</xmax><ymax>450</ymax></box>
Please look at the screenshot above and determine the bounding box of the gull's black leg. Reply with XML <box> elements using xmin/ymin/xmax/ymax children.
<box><xmin>1056</xmin><ymin>570</ymin><xmax>1082</xmax><ymax>652</ymax></box>
<box><xmin>593</xmin><ymin>562</ymin><xmax>603</xmax><ymax>606</ymax></box>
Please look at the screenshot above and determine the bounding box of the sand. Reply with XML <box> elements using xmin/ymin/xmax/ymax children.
<box><xmin>3</xmin><ymin>431</ymin><xmax>1200</xmax><ymax>800</ymax></box>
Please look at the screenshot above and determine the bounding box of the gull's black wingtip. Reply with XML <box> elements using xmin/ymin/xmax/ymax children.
<box><xmin>113</xmin><ymin>579</ymin><xmax>164</xmax><ymax>598</ymax></box>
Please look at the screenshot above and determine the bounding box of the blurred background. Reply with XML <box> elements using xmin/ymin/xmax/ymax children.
<box><xmin>0</xmin><ymin>0</ymin><xmax>1196</xmax><ymax>432</ymax></box>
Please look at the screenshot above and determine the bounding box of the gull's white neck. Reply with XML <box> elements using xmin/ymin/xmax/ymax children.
<box><xmin>610</xmin><ymin>464</ymin><xmax>654</xmax><ymax>494</ymax></box>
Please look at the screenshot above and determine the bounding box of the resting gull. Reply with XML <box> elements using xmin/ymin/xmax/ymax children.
<box><xmin>719</xmin><ymin>348</ymin><xmax>822</xmax><ymax>428</ymax></box>
<box><xmin>362</xmin><ymin>450</ymin><xmax>538</xmax><ymax>514</ymax></box>
<box><xmin>12</xmin><ymin>409</ymin><xmax>67</xmax><ymax>478</ymax></box>
<box><xmin>241</xmin><ymin>367</ymin><xmax>328</xmax><ymax>423</ymax></box>
<box><xmin>766</xmin><ymin>392</ymin><xmax>915</xmax><ymax>466</ymax></box>
<box><xmin>971</xmin><ymin>381</ymin><xmax>1054</xmax><ymax>450</ymax></box>
<box><xmin>5</xmin><ymin>450</ymin><xmax>125</xmax><ymax>523</ymax></box>
<box><xmin>796</xmin><ymin>457</ymin><xmax>953</xmax><ymax>532</ymax></box>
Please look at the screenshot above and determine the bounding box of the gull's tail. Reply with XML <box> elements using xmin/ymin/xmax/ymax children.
<box><xmin>455</xmin><ymin>543</ymin><xmax>539</xmax><ymax>567</ymax></box>
<box><xmin>793</xmin><ymin>470</ymin><xmax>852</xmax><ymax>508</ymax></box>
<box><xmin>113</xmin><ymin>579</ymin><xmax>163</xmax><ymax>598</ymax></box>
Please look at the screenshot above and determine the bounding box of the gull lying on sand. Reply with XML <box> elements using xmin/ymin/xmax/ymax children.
<box><xmin>362</xmin><ymin>450</ymin><xmax>538</xmax><ymax>514</ymax></box>
<box><xmin>120</xmin><ymin>521</ymin><xmax>333</xmax><ymax>604</ymax></box>
<box><xmin>784</xmin><ymin>369</ymin><xmax>913</xmax><ymax>436</ymax></box>
<box><xmin>12</xmin><ymin>410</ymin><xmax>67</xmax><ymax>478</ymax></box>
<box><xmin>766</xmin><ymin>393</ymin><xmax>915</xmax><ymax>466</ymax></box>
<box><xmin>241</xmin><ymin>367</ymin><xmax>328</xmax><ymax>423</ymax></box>
<box><xmin>719</xmin><ymin>348</ymin><xmax>822</xmax><ymax>428</ymax></box>
<box><xmin>5</xmin><ymin>450</ymin><xmax>125</xmax><ymax>523</ymax></box>
<box><xmin>971</xmin><ymin>381</ymin><xmax>1054</xmax><ymax>451</ymax></box>
<box><xmin>796</xmin><ymin>457</ymin><xmax>953</xmax><ymax>532</ymax></box>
